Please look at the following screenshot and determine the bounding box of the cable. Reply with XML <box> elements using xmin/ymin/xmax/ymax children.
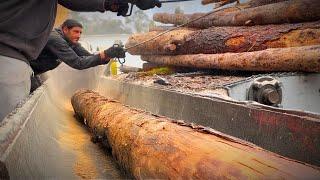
<box><xmin>125</xmin><ymin>5</ymin><xmax>231</xmax><ymax>50</ymax></box>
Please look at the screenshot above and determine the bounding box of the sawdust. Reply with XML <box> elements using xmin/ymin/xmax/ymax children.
<box><xmin>58</xmin><ymin>105</ymin><xmax>98</xmax><ymax>179</ymax></box>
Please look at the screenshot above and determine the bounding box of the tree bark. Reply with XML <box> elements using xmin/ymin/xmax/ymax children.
<box><xmin>153</xmin><ymin>0</ymin><xmax>320</xmax><ymax>28</ymax></box>
<box><xmin>149</xmin><ymin>26</ymin><xmax>176</xmax><ymax>32</ymax></box>
<box><xmin>248</xmin><ymin>0</ymin><xmax>288</xmax><ymax>7</ymax></box>
<box><xmin>202</xmin><ymin>0</ymin><xmax>238</xmax><ymax>6</ymax></box>
<box><xmin>153</xmin><ymin>13</ymin><xmax>204</xmax><ymax>25</ymax></box>
<box><xmin>126</xmin><ymin>21</ymin><xmax>320</xmax><ymax>55</ymax></box>
<box><xmin>148</xmin><ymin>26</ymin><xmax>198</xmax><ymax>32</ymax></box>
<box><xmin>71</xmin><ymin>90</ymin><xmax>320</xmax><ymax>179</ymax></box>
<box><xmin>119</xmin><ymin>65</ymin><xmax>142</xmax><ymax>73</ymax></box>
<box><xmin>201</xmin><ymin>0</ymin><xmax>220</xmax><ymax>5</ymax></box>
<box><xmin>141</xmin><ymin>45</ymin><xmax>320</xmax><ymax>72</ymax></box>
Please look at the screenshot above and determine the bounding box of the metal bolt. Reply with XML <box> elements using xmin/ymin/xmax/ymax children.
<box><xmin>262</xmin><ymin>88</ymin><xmax>280</xmax><ymax>105</ymax></box>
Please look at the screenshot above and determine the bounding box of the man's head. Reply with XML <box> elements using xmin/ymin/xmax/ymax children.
<box><xmin>61</xmin><ymin>19</ymin><xmax>83</xmax><ymax>44</ymax></box>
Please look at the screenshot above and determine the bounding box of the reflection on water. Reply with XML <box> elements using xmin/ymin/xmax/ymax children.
<box><xmin>82</xmin><ymin>34</ymin><xmax>144</xmax><ymax>68</ymax></box>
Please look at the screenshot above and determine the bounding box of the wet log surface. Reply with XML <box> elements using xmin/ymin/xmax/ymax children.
<box><xmin>153</xmin><ymin>0</ymin><xmax>320</xmax><ymax>28</ymax></box>
<box><xmin>141</xmin><ymin>45</ymin><xmax>320</xmax><ymax>72</ymax></box>
<box><xmin>71</xmin><ymin>90</ymin><xmax>320</xmax><ymax>179</ymax></box>
<box><xmin>126</xmin><ymin>21</ymin><xmax>320</xmax><ymax>55</ymax></box>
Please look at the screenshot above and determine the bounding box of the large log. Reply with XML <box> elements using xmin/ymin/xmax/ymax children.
<box><xmin>148</xmin><ymin>26</ymin><xmax>198</xmax><ymax>32</ymax></box>
<box><xmin>202</xmin><ymin>0</ymin><xmax>238</xmax><ymax>7</ymax></box>
<box><xmin>201</xmin><ymin>0</ymin><xmax>220</xmax><ymax>5</ymax></box>
<box><xmin>71</xmin><ymin>90</ymin><xmax>320</xmax><ymax>179</ymax></box>
<box><xmin>148</xmin><ymin>26</ymin><xmax>176</xmax><ymax>32</ymax></box>
<box><xmin>153</xmin><ymin>13</ymin><xmax>202</xmax><ymax>25</ymax></box>
<box><xmin>153</xmin><ymin>0</ymin><xmax>320</xmax><ymax>28</ymax></box>
<box><xmin>126</xmin><ymin>21</ymin><xmax>320</xmax><ymax>55</ymax></box>
<box><xmin>201</xmin><ymin>0</ymin><xmax>288</xmax><ymax>7</ymax></box>
<box><xmin>141</xmin><ymin>45</ymin><xmax>320</xmax><ymax>72</ymax></box>
<box><xmin>248</xmin><ymin>0</ymin><xmax>288</xmax><ymax>7</ymax></box>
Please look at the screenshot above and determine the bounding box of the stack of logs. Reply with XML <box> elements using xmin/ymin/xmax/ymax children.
<box><xmin>126</xmin><ymin>0</ymin><xmax>320</xmax><ymax>72</ymax></box>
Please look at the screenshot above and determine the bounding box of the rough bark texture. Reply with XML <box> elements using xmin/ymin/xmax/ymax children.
<box><xmin>71</xmin><ymin>90</ymin><xmax>320</xmax><ymax>179</ymax></box>
<box><xmin>153</xmin><ymin>0</ymin><xmax>320</xmax><ymax>28</ymax></box>
<box><xmin>153</xmin><ymin>7</ymin><xmax>239</xmax><ymax>26</ymax></box>
<box><xmin>148</xmin><ymin>26</ymin><xmax>198</xmax><ymax>32</ymax></box>
<box><xmin>248</xmin><ymin>0</ymin><xmax>288</xmax><ymax>7</ymax></box>
<box><xmin>141</xmin><ymin>45</ymin><xmax>320</xmax><ymax>72</ymax></box>
<box><xmin>202</xmin><ymin>0</ymin><xmax>238</xmax><ymax>6</ymax></box>
<box><xmin>126</xmin><ymin>21</ymin><xmax>320</xmax><ymax>55</ymax></box>
<box><xmin>153</xmin><ymin>13</ymin><xmax>203</xmax><ymax>25</ymax></box>
<box><xmin>202</xmin><ymin>0</ymin><xmax>220</xmax><ymax>5</ymax></box>
<box><xmin>148</xmin><ymin>26</ymin><xmax>176</xmax><ymax>32</ymax></box>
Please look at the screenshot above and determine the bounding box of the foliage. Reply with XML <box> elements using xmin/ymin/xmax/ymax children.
<box><xmin>70</xmin><ymin>10</ymin><xmax>154</xmax><ymax>35</ymax></box>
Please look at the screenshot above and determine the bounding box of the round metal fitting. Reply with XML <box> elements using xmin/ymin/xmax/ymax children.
<box><xmin>247</xmin><ymin>76</ymin><xmax>282</xmax><ymax>106</ymax></box>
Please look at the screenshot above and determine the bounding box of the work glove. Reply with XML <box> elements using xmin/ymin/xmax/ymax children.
<box><xmin>135</xmin><ymin>0</ymin><xmax>162</xmax><ymax>10</ymax></box>
<box><xmin>117</xmin><ymin>3</ymin><xmax>129</xmax><ymax>16</ymax></box>
<box><xmin>105</xmin><ymin>0</ymin><xmax>129</xmax><ymax>16</ymax></box>
<box><xmin>104</xmin><ymin>46</ymin><xmax>126</xmax><ymax>58</ymax></box>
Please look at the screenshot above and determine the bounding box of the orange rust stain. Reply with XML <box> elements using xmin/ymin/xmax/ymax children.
<box><xmin>266</xmin><ymin>29</ymin><xmax>320</xmax><ymax>48</ymax></box>
<box><xmin>225</xmin><ymin>36</ymin><xmax>246</xmax><ymax>48</ymax></box>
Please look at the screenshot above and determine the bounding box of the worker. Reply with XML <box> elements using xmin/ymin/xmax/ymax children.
<box><xmin>30</xmin><ymin>19</ymin><xmax>122</xmax><ymax>91</ymax></box>
<box><xmin>0</xmin><ymin>0</ymin><xmax>161</xmax><ymax>121</ymax></box>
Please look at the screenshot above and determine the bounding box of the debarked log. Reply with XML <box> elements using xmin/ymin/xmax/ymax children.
<box><xmin>141</xmin><ymin>45</ymin><xmax>320</xmax><ymax>72</ymax></box>
<box><xmin>126</xmin><ymin>21</ymin><xmax>320</xmax><ymax>55</ymax></box>
<box><xmin>71</xmin><ymin>90</ymin><xmax>320</xmax><ymax>179</ymax></box>
<box><xmin>153</xmin><ymin>0</ymin><xmax>320</xmax><ymax>28</ymax></box>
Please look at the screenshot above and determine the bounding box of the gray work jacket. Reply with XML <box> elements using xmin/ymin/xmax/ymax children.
<box><xmin>0</xmin><ymin>0</ymin><xmax>105</xmax><ymax>64</ymax></box>
<box><xmin>30</xmin><ymin>28</ymin><xmax>107</xmax><ymax>75</ymax></box>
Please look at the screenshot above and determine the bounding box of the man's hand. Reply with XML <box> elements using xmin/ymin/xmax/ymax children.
<box><xmin>135</xmin><ymin>0</ymin><xmax>162</xmax><ymax>10</ymax></box>
<box><xmin>104</xmin><ymin>46</ymin><xmax>126</xmax><ymax>59</ymax></box>
<box><xmin>104</xmin><ymin>0</ymin><xmax>129</xmax><ymax>16</ymax></box>
<box><xmin>117</xmin><ymin>3</ymin><xmax>129</xmax><ymax>16</ymax></box>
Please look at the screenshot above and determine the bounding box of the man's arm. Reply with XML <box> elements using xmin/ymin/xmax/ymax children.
<box><xmin>58</xmin><ymin>0</ymin><xmax>162</xmax><ymax>15</ymax></box>
<box><xmin>47</xmin><ymin>36</ymin><xmax>109</xmax><ymax>70</ymax></box>
<box><xmin>58</xmin><ymin>0</ymin><xmax>105</xmax><ymax>12</ymax></box>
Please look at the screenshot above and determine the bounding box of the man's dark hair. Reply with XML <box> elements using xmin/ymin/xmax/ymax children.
<box><xmin>62</xmin><ymin>19</ymin><xmax>83</xmax><ymax>29</ymax></box>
